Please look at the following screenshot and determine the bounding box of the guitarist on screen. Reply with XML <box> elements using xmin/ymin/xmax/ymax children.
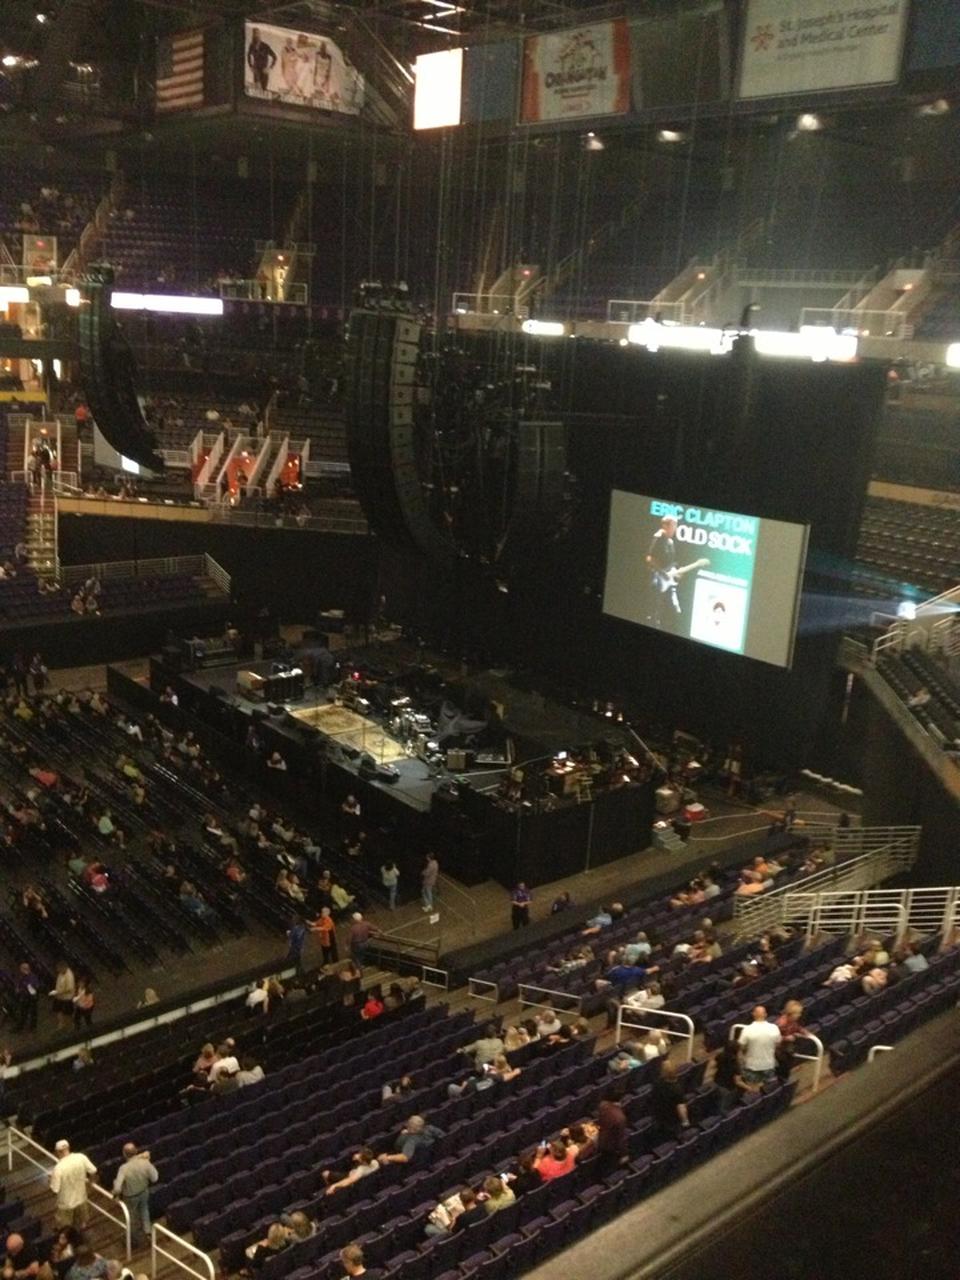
<box><xmin>645</xmin><ymin>515</ymin><xmax>710</xmax><ymax>629</ymax></box>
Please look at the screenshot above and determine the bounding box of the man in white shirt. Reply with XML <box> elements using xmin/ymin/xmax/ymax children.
<box><xmin>737</xmin><ymin>1005</ymin><xmax>782</xmax><ymax>1085</ymax></box>
<box><xmin>50</xmin><ymin>1141</ymin><xmax>97</xmax><ymax>1227</ymax></box>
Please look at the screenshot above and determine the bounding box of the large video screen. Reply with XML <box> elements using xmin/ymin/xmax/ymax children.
<box><xmin>602</xmin><ymin>490</ymin><xmax>809</xmax><ymax>668</ymax></box>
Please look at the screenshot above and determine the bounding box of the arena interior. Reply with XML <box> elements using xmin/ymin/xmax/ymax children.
<box><xmin>0</xmin><ymin>0</ymin><xmax>958</xmax><ymax>1276</ymax></box>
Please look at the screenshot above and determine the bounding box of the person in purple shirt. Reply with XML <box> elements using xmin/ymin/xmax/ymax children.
<box><xmin>511</xmin><ymin>883</ymin><xmax>532</xmax><ymax>930</ymax></box>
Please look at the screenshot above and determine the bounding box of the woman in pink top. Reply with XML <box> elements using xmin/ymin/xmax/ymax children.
<box><xmin>533</xmin><ymin>1139</ymin><xmax>576</xmax><ymax>1180</ymax></box>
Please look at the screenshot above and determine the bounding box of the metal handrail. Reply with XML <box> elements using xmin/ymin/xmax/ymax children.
<box><xmin>467</xmin><ymin>977</ymin><xmax>500</xmax><ymax>1003</ymax></box>
<box><xmin>867</xmin><ymin>1045</ymin><xmax>894</xmax><ymax>1063</ymax></box>
<box><xmin>516</xmin><ymin>983</ymin><xmax>582</xmax><ymax>1014</ymax></box>
<box><xmin>60</xmin><ymin>554</ymin><xmax>207</xmax><ymax>586</ymax></box>
<box><xmin>6</xmin><ymin>1125</ymin><xmax>131</xmax><ymax>1258</ymax></box>
<box><xmin>730</xmin><ymin>1022</ymin><xmax>825</xmax><ymax>1092</ymax></box>
<box><xmin>151</xmin><ymin>1222</ymin><xmax>215</xmax><ymax>1280</ymax></box>
<box><xmin>616</xmin><ymin>1006</ymin><xmax>695</xmax><ymax>1063</ymax></box>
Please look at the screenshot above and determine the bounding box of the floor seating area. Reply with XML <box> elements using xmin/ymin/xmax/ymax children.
<box><xmin>468</xmin><ymin>834</ymin><xmax>811</xmax><ymax>1007</ymax></box>
<box><xmin>854</xmin><ymin>496</ymin><xmax>960</xmax><ymax>600</ymax></box>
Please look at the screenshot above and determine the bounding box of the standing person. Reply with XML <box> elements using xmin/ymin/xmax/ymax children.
<box><xmin>14</xmin><ymin>963</ymin><xmax>39</xmax><ymax>1032</ymax></box>
<box><xmin>650</xmin><ymin>1060</ymin><xmax>690</xmax><ymax>1142</ymax></box>
<box><xmin>49</xmin><ymin>1142</ymin><xmax>97</xmax><ymax>1228</ymax></box>
<box><xmin>310</xmin><ymin>907</ymin><xmax>338</xmax><ymax>966</ymax></box>
<box><xmin>737</xmin><ymin>1005</ymin><xmax>782</xmax><ymax>1088</ymax></box>
<box><xmin>511</xmin><ymin>883</ymin><xmax>532</xmax><ymax>930</ymax></box>
<box><xmin>11</xmin><ymin>654</ymin><xmax>27</xmax><ymax>698</ymax></box>
<box><xmin>29</xmin><ymin>654</ymin><xmax>47</xmax><ymax>695</ymax></box>
<box><xmin>348</xmin><ymin>913</ymin><xmax>376</xmax><ymax>970</ymax></box>
<box><xmin>380</xmin><ymin>861</ymin><xmax>399</xmax><ymax>911</ymax></box>
<box><xmin>72</xmin><ymin>979</ymin><xmax>95</xmax><ymax>1030</ymax></box>
<box><xmin>286</xmin><ymin>917</ymin><xmax>308</xmax><ymax>977</ymax></box>
<box><xmin>112</xmin><ymin>1143</ymin><xmax>158</xmax><ymax>1247</ymax></box>
<box><xmin>49</xmin><ymin>963</ymin><xmax>76</xmax><ymax>1030</ymax></box>
<box><xmin>421</xmin><ymin>853</ymin><xmax>439</xmax><ymax>913</ymax></box>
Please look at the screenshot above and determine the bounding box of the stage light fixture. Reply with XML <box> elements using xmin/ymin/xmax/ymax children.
<box><xmin>946</xmin><ymin>343</ymin><xmax>960</xmax><ymax>369</ymax></box>
<box><xmin>0</xmin><ymin>286</ymin><xmax>29</xmax><ymax>304</ymax></box>
<box><xmin>2</xmin><ymin>55</ymin><xmax>19</xmax><ymax>68</ymax></box>
<box><xmin>627</xmin><ymin>319</ymin><xmax>858</xmax><ymax>362</ymax></box>
<box><xmin>897</xmin><ymin>601</ymin><xmax>917</xmax><ymax>620</ymax></box>
<box><xmin>658</xmin><ymin>129</ymin><xmax>684</xmax><ymax>143</ymax></box>
<box><xmin>521</xmin><ymin>319</ymin><xmax>566</xmax><ymax>337</ymax></box>
<box><xmin>797</xmin><ymin>113</ymin><xmax>822</xmax><ymax>131</ymax></box>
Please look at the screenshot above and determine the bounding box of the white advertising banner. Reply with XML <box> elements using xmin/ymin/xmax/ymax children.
<box><xmin>738</xmin><ymin>0</ymin><xmax>908</xmax><ymax>100</ymax></box>
<box><xmin>244</xmin><ymin>21</ymin><xmax>364</xmax><ymax>115</ymax></box>
<box><xmin>521</xmin><ymin>19</ymin><xmax>631</xmax><ymax>123</ymax></box>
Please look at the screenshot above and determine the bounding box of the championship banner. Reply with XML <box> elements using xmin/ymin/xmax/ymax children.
<box><xmin>520</xmin><ymin>19</ymin><xmax>630</xmax><ymax>124</ymax></box>
<box><xmin>244</xmin><ymin>21</ymin><xmax>364</xmax><ymax>115</ymax></box>
<box><xmin>738</xmin><ymin>0</ymin><xmax>909</xmax><ymax>100</ymax></box>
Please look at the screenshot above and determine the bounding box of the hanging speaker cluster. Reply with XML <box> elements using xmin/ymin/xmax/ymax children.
<box><xmin>345</xmin><ymin>307</ymin><xmax>568</xmax><ymax>568</ymax></box>
<box><xmin>345</xmin><ymin>307</ymin><xmax>455</xmax><ymax>563</ymax></box>
<box><xmin>77</xmin><ymin>264</ymin><xmax>166</xmax><ymax>472</ymax></box>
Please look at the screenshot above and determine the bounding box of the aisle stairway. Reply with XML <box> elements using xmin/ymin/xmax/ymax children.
<box><xmin>25</xmin><ymin>490</ymin><xmax>56</xmax><ymax>575</ymax></box>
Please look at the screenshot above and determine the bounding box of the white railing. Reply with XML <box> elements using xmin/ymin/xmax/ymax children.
<box><xmin>606</xmin><ymin>298</ymin><xmax>683</xmax><ymax>325</ymax></box>
<box><xmin>467</xmin><ymin>977</ymin><xmax>500</xmax><ymax>1003</ymax></box>
<box><xmin>516</xmin><ymin>983</ymin><xmax>583</xmax><ymax>1014</ymax></box>
<box><xmin>451</xmin><ymin>292</ymin><xmax>528</xmax><ymax>318</ymax></box>
<box><xmin>264</xmin><ymin>434</ymin><xmax>289</xmax><ymax>496</ymax></box>
<box><xmin>193</xmin><ymin>431</ymin><xmax>225</xmax><ymax>493</ymax></box>
<box><xmin>60</xmin><ymin>554</ymin><xmax>207</xmax><ymax>586</ymax></box>
<box><xmin>246</xmin><ymin>431</ymin><xmax>274</xmax><ymax>491</ymax></box>
<box><xmin>151</xmin><ymin>1222</ymin><xmax>215</xmax><ymax>1280</ymax></box>
<box><xmin>6</xmin><ymin>1125</ymin><xmax>131</xmax><ymax>1258</ymax></box>
<box><xmin>867</xmin><ymin>1044</ymin><xmax>894</xmax><ymax>1063</ymax></box>
<box><xmin>203</xmin><ymin>553</ymin><xmax>231</xmax><ymax>595</ymax></box>
<box><xmin>730</xmin><ymin>1023</ymin><xmax>825</xmax><ymax>1092</ymax></box>
<box><xmin>800</xmin><ymin>306</ymin><xmax>912</xmax><ymax>338</ymax></box>
<box><xmin>733</xmin><ymin>827</ymin><xmax>921</xmax><ymax>938</ymax></box>
<box><xmin>616</xmin><ymin>1007</ymin><xmax>694</xmax><ymax>1063</ymax></box>
<box><xmin>219</xmin><ymin>280</ymin><xmax>308</xmax><ymax>305</ymax></box>
<box><xmin>738</xmin><ymin>268</ymin><xmax>864</xmax><ymax>287</ymax></box>
<box><xmin>786</xmin><ymin>885</ymin><xmax>960</xmax><ymax>945</ymax></box>
<box><xmin>159</xmin><ymin>449</ymin><xmax>191</xmax><ymax>469</ymax></box>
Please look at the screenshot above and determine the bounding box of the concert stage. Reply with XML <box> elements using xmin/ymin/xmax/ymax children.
<box><xmin>109</xmin><ymin>644</ymin><xmax>656</xmax><ymax>890</ymax></box>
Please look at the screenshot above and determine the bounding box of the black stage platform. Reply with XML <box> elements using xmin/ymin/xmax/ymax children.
<box><xmin>109</xmin><ymin>650</ymin><xmax>655</xmax><ymax>891</ymax></box>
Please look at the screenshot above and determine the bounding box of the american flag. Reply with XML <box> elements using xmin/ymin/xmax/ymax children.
<box><xmin>156</xmin><ymin>30</ymin><xmax>205</xmax><ymax>112</ymax></box>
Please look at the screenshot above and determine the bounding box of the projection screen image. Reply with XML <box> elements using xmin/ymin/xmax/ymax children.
<box><xmin>602</xmin><ymin>490</ymin><xmax>809</xmax><ymax>669</ymax></box>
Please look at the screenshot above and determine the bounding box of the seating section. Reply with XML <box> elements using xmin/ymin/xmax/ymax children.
<box><xmin>877</xmin><ymin>651</ymin><xmax>960</xmax><ymax>748</ymax></box>
<box><xmin>0</xmin><ymin>167</ymin><xmax>105</xmax><ymax>263</ymax></box>
<box><xmin>914</xmin><ymin>281</ymin><xmax>960</xmax><ymax>340</ymax></box>
<box><xmin>854</xmin><ymin>497</ymin><xmax>960</xmax><ymax>600</ymax></box>
<box><xmin>101</xmin><ymin>176</ymin><xmax>297</xmax><ymax>294</ymax></box>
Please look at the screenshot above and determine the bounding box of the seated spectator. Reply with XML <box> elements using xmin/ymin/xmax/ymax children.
<box><xmin>488</xmin><ymin>1053</ymin><xmax>521</xmax><ymax>1083</ymax></box>
<box><xmin>360</xmin><ymin>990</ymin><xmax>384</xmax><ymax>1021</ymax></box>
<box><xmin>234</xmin><ymin>1054</ymin><xmax>263</xmax><ymax>1085</ymax></box>
<box><xmin>179</xmin><ymin>881</ymin><xmax>216</xmax><ymax>924</ymax></box>
<box><xmin>551</xmin><ymin>890</ymin><xmax>572</xmax><ymax>914</ymax></box>
<box><xmin>575</xmin><ymin>1095</ymin><xmax>628</xmax><ymax>1173</ymax></box>
<box><xmin>245</xmin><ymin>1224</ymin><xmax>289</xmax><ymax>1271</ymax></box>
<box><xmin>862</xmin><ymin>966</ymin><xmax>889</xmax><ymax>995</ymax></box>
<box><xmin>462</xmin><ymin>1023</ymin><xmax>504</xmax><ymax>1068</ymax></box>
<box><xmin>509</xmin><ymin>1152</ymin><xmax>543</xmax><ymax>1196</ymax></box>
<box><xmin>425</xmin><ymin>1188</ymin><xmax>481</xmax><ymax>1238</ymax></box>
<box><xmin>194</xmin><ymin>1043</ymin><xmax>219</xmax><ymax>1075</ymax></box>
<box><xmin>323</xmin><ymin>1147</ymin><xmax>380</xmax><ymax>1195</ymax></box>
<box><xmin>282</xmin><ymin>1211</ymin><xmax>315</xmax><ymax>1242</ymax></box>
<box><xmin>266</xmin><ymin>751</ymin><xmax>287</xmax><ymax>771</ymax></box>
<box><xmin>582</xmin><ymin>902</ymin><xmax>625</xmax><ymax>934</ymax></box>
<box><xmin>65</xmin><ymin>1245</ymin><xmax>108</xmax><ymax>1280</ymax></box>
<box><xmin>533</xmin><ymin>1138</ymin><xmax>576</xmax><ymax>1181</ymax></box>
<box><xmin>824</xmin><ymin>956</ymin><xmax>864</xmax><ymax>986</ymax></box>
<box><xmin>621</xmin><ymin>931</ymin><xmax>652</xmax><ymax>964</ymax></box>
<box><xmin>482</xmin><ymin>1175</ymin><xmax>515</xmax><ymax>1214</ymax></box>
<box><xmin>502</xmin><ymin>1023</ymin><xmax>530</xmax><ymax>1052</ymax></box>
<box><xmin>381</xmin><ymin>1074</ymin><xmax>414</xmax><ymax>1103</ymax></box>
<box><xmin>712</xmin><ymin>1040</ymin><xmax>748</xmax><ymax>1110</ymax></box>
<box><xmin>3</xmin><ymin>1231</ymin><xmax>40</xmax><ymax>1280</ymax></box>
<box><xmin>899</xmin><ymin>941</ymin><xmax>929</xmax><ymax>973</ymax></box>
<box><xmin>735</xmin><ymin>871</ymin><xmax>766</xmax><ymax>896</ymax></box>
<box><xmin>379</xmin><ymin>1115</ymin><xmax>444</xmax><ymax>1167</ymax></box>
<box><xmin>535</xmin><ymin>1008</ymin><xmax>562</xmax><ymax>1038</ymax></box>
<box><xmin>46</xmin><ymin>1228</ymin><xmax>82</xmax><ymax>1280</ymax></box>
